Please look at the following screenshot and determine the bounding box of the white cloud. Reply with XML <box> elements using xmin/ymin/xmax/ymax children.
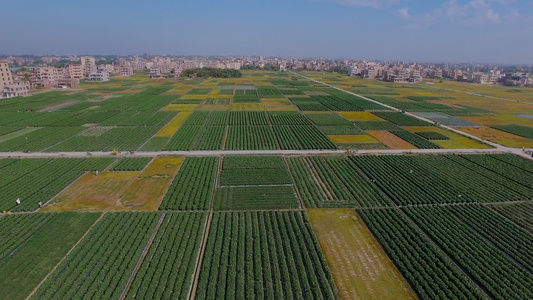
<box><xmin>399</xmin><ymin>0</ymin><xmax>510</xmax><ymax>28</ymax></box>
<box><xmin>485</xmin><ymin>9</ymin><xmax>500</xmax><ymax>22</ymax></box>
<box><xmin>316</xmin><ymin>0</ymin><xmax>401</xmax><ymax>9</ymax></box>
<box><xmin>398</xmin><ymin>7</ymin><xmax>409</xmax><ymax>19</ymax></box>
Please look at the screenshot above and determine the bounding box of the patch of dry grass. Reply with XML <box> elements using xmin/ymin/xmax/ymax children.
<box><xmin>308</xmin><ymin>209</ymin><xmax>416</xmax><ymax>300</ymax></box>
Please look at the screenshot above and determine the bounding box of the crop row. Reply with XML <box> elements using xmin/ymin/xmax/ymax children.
<box><xmin>0</xmin><ymin>212</ymin><xmax>100</xmax><ymax>300</ymax></box>
<box><xmin>47</xmin><ymin>126</ymin><xmax>160</xmax><ymax>151</ymax></box>
<box><xmin>195</xmin><ymin>211</ymin><xmax>336</xmax><ymax>299</ymax></box>
<box><xmin>450</xmin><ymin>205</ymin><xmax>533</xmax><ymax>273</ymax></box>
<box><xmin>125</xmin><ymin>212</ymin><xmax>206</xmax><ymax>300</ymax></box>
<box><xmin>159</xmin><ymin>157</ymin><xmax>219</xmax><ymax>210</ymax></box>
<box><xmin>490</xmin><ymin>202</ymin><xmax>533</xmax><ymax>233</ymax></box>
<box><xmin>358</xmin><ymin>208</ymin><xmax>486</xmax><ymax>300</ymax></box>
<box><xmin>111</xmin><ymin>157</ymin><xmax>152</xmax><ymax>171</ymax></box>
<box><xmin>32</xmin><ymin>213</ymin><xmax>160</xmax><ymax>300</ymax></box>
<box><xmin>372</xmin><ymin>112</ymin><xmax>430</xmax><ymax>126</ymax></box>
<box><xmin>214</xmin><ymin>186</ymin><xmax>300</xmax><ymax>210</ymax></box>
<box><xmin>287</xmin><ymin>156</ymin><xmax>390</xmax><ymax>208</ymax></box>
<box><xmin>415</xmin><ymin>131</ymin><xmax>450</xmax><ymax>140</ymax></box>
<box><xmin>404</xmin><ymin>206</ymin><xmax>533</xmax><ymax>299</ymax></box>
<box><xmin>0</xmin><ymin>213</ymin><xmax>55</xmax><ymax>259</ymax></box>
<box><xmin>222</xmin><ymin>155</ymin><xmax>286</xmax><ymax>170</ymax></box>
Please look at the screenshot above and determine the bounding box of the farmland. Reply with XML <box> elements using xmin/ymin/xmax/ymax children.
<box><xmin>0</xmin><ymin>70</ymin><xmax>507</xmax><ymax>151</ymax></box>
<box><xmin>2</xmin><ymin>70</ymin><xmax>533</xmax><ymax>300</ymax></box>
<box><xmin>308</xmin><ymin>209</ymin><xmax>416</xmax><ymax>300</ymax></box>
<box><xmin>195</xmin><ymin>211</ymin><xmax>336</xmax><ymax>299</ymax></box>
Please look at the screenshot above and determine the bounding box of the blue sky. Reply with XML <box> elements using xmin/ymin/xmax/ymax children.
<box><xmin>1</xmin><ymin>0</ymin><xmax>532</xmax><ymax>64</ymax></box>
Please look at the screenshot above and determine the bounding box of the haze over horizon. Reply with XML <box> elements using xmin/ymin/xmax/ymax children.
<box><xmin>1</xmin><ymin>0</ymin><xmax>532</xmax><ymax>64</ymax></box>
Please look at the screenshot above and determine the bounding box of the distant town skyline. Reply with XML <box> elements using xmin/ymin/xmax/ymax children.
<box><xmin>1</xmin><ymin>0</ymin><xmax>532</xmax><ymax>64</ymax></box>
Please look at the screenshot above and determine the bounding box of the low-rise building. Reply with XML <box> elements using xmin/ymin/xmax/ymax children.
<box><xmin>88</xmin><ymin>71</ymin><xmax>110</xmax><ymax>82</ymax></box>
<box><xmin>2</xmin><ymin>82</ymin><xmax>29</xmax><ymax>98</ymax></box>
<box><xmin>119</xmin><ymin>66</ymin><xmax>133</xmax><ymax>77</ymax></box>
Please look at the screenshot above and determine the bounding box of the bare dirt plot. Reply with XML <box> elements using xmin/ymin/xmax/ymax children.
<box><xmin>460</xmin><ymin>126</ymin><xmax>533</xmax><ymax>148</ymax></box>
<box><xmin>119</xmin><ymin>157</ymin><xmax>184</xmax><ymax>210</ymax></box>
<box><xmin>338</xmin><ymin>112</ymin><xmax>383</xmax><ymax>121</ymax></box>
<box><xmin>308</xmin><ymin>208</ymin><xmax>416</xmax><ymax>300</ymax></box>
<box><xmin>42</xmin><ymin>157</ymin><xmax>184</xmax><ymax>211</ymax></box>
<box><xmin>41</xmin><ymin>171</ymin><xmax>139</xmax><ymax>211</ymax></box>
<box><xmin>367</xmin><ymin>130</ymin><xmax>416</xmax><ymax>149</ymax></box>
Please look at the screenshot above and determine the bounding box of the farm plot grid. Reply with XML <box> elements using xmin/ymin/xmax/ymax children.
<box><xmin>3</xmin><ymin>153</ymin><xmax>533</xmax><ymax>300</ymax></box>
<box><xmin>2</xmin><ymin>70</ymin><xmax>533</xmax><ymax>300</ymax></box>
<box><xmin>0</xmin><ymin>71</ymin><xmax>494</xmax><ymax>152</ymax></box>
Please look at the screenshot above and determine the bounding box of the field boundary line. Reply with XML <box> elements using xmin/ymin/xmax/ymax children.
<box><xmin>188</xmin><ymin>156</ymin><xmax>222</xmax><ymax>300</ymax></box>
<box><xmin>119</xmin><ymin>212</ymin><xmax>166</xmax><ymax>300</ymax></box>
<box><xmin>25</xmin><ymin>212</ymin><xmax>106</xmax><ymax>300</ymax></box>
<box><xmin>222</xmin><ymin>124</ymin><xmax>229</xmax><ymax>150</ymax></box>
<box><xmin>283</xmin><ymin>156</ymin><xmax>305</xmax><ymax>209</ymax></box>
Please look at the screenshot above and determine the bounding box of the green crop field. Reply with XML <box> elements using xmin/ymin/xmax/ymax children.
<box><xmin>2</xmin><ymin>70</ymin><xmax>533</xmax><ymax>300</ymax></box>
<box><xmin>195</xmin><ymin>211</ymin><xmax>336</xmax><ymax>299</ymax></box>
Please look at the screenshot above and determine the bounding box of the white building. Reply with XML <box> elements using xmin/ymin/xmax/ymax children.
<box><xmin>88</xmin><ymin>71</ymin><xmax>110</xmax><ymax>82</ymax></box>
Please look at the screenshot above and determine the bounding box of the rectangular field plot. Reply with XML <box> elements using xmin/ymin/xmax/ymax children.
<box><xmin>43</xmin><ymin>157</ymin><xmax>183</xmax><ymax>211</ymax></box>
<box><xmin>372</xmin><ymin>112</ymin><xmax>431</xmax><ymax>126</ymax></box>
<box><xmin>0</xmin><ymin>212</ymin><xmax>100</xmax><ymax>300</ymax></box>
<box><xmin>223</xmin><ymin>155</ymin><xmax>286</xmax><ymax>169</ymax></box>
<box><xmin>268</xmin><ymin>111</ymin><xmax>314</xmax><ymax>125</ymax></box>
<box><xmin>117</xmin><ymin>157</ymin><xmax>185</xmax><ymax>211</ymax></box>
<box><xmin>403</xmin><ymin>206</ymin><xmax>533</xmax><ymax>299</ymax></box>
<box><xmin>305</xmin><ymin>112</ymin><xmax>353</xmax><ymax>126</ymax></box>
<box><xmin>195</xmin><ymin>211</ymin><xmax>336</xmax><ymax>299</ymax></box>
<box><xmin>42</xmin><ymin>171</ymin><xmax>139</xmax><ymax>211</ymax></box>
<box><xmin>359</xmin><ymin>209</ymin><xmax>487</xmax><ymax>300</ymax></box>
<box><xmin>308</xmin><ymin>209</ymin><xmax>416</xmax><ymax>300</ymax></box>
<box><xmin>110</xmin><ymin>157</ymin><xmax>152</xmax><ymax>171</ymax></box>
<box><xmin>31</xmin><ymin>212</ymin><xmax>161</xmax><ymax>300</ymax></box>
<box><xmin>273</xmin><ymin>125</ymin><xmax>337</xmax><ymax>150</ymax></box>
<box><xmin>214</xmin><ymin>186</ymin><xmax>300</xmax><ymax>210</ymax></box>
<box><xmin>220</xmin><ymin>169</ymin><xmax>292</xmax><ymax>186</ymax></box>
<box><xmin>226</xmin><ymin>126</ymin><xmax>278</xmax><ymax>150</ymax></box>
<box><xmin>351</xmin><ymin>154</ymin><xmax>533</xmax><ymax>205</ymax></box>
<box><xmin>124</xmin><ymin>212</ymin><xmax>207</xmax><ymax>300</ymax></box>
<box><xmin>286</xmin><ymin>156</ymin><xmax>391</xmax><ymax>208</ymax></box>
<box><xmin>159</xmin><ymin>157</ymin><xmax>219</xmax><ymax>211</ymax></box>
<box><xmin>368</xmin><ymin>130</ymin><xmax>417</xmax><ymax>149</ymax></box>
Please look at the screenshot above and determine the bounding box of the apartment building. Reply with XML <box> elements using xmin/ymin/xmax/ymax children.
<box><xmin>68</xmin><ymin>64</ymin><xmax>83</xmax><ymax>79</ymax></box>
<box><xmin>0</xmin><ymin>61</ymin><xmax>14</xmax><ymax>91</ymax></box>
<box><xmin>119</xmin><ymin>66</ymin><xmax>133</xmax><ymax>77</ymax></box>
<box><xmin>81</xmin><ymin>56</ymin><xmax>97</xmax><ymax>76</ymax></box>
